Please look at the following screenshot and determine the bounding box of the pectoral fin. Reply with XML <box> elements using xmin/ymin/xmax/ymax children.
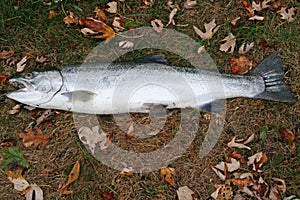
<box><xmin>62</xmin><ymin>90</ymin><xmax>97</xmax><ymax>102</ymax></box>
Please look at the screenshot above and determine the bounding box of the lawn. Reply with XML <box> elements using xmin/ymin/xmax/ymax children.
<box><xmin>0</xmin><ymin>0</ymin><xmax>299</xmax><ymax>199</ymax></box>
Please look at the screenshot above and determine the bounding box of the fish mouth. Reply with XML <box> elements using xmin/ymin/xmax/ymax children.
<box><xmin>9</xmin><ymin>79</ymin><xmax>32</xmax><ymax>91</ymax></box>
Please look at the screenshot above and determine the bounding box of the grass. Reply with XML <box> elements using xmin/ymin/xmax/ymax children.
<box><xmin>0</xmin><ymin>0</ymin><xmax>299</xmax><ymax>199</ymax></box>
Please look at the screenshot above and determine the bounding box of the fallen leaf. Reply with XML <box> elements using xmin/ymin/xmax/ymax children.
<box><xmin>247</xmin><ymin>152</ymin><xmax>268</xmax><ymax>171</ymax></box>
<box><xmin>160</xmin><ymin>166</ymin><xmax>176</xmax><ymax>187</ymax></box>
<box><xmin>120</xmin><ymin>167</ymin><xmax>134</xmax><ymax>177</ymax></box>
<box><xmin>252</xmin><ymin>0</ymin><xmax>271</xmax><ymax>11</ymax></box>
<box><xmin>193</xmin><ymin>19</ymin><xmax>220</xmax><ymax>40</ymax></box>
<box><xmin>151</xmin><ymin>19</ymin><xmax>164</xmax><ymax>33</ymax></box>
<box><xmin>239</xmin><ymin>0</ymin><xmax>254</xmax><ymax>17</ymax></box>
<box><xmin>81</xmin><ymin>27</ymin><xmax>98</xmax><ymax>36</ymax></box>
<box><xmin>8</xmin><ymin>104</ymin><xmax>21</xmax><ymax>115</ymax></box>
<box><xmin>36</xmin><ymin>56</ymin><xmax>48</xmax><ymax>63</ymax></box>
<box><xmin>211</xmin><ymin>164</ymin><xmax>226</xmax><ymax>181</ymax></box>
<box><xmin>230</xmin><ymin>55</ymin><xmax>257</xmax><ymax>74</ymax></box>
<box><xmin>106</xmin><ymin>1</ymin><xmax>117</xmax><ymax>14</ymax></box>
<box><xmin>211</xmin><ymin>184</ymin><xmax>233</xmax><ymax>200</ymax></box>
<box><xmin>281</xmin><ymin>128</ymin><xmax>295</xmax><ymax>143</ymax></box>
<box><xmin>227</xmin><ymin>136</ymin><xmax>251</xmax><ymax>150</ymax></box>
<box><xmin>184</xmin><ymin>0</ymin><xmax>197</xmax><ymax>9</ymax></box>
<box><xmin>24</xmin><ymin>184</ymin><xmax>43</xmax><ymax>200</ymax></box>
<box><xmin>112</xmin><ymin>17</ymin><xmax>125</xmax><ymax>32</ymax></box>
<box><xmin>63</xmin><ymin>11</ymin><xmax>78</xmax><ymax>26</ymax></box>
<box><xmin>231</xmin><ymin>177</ymin><xmax>254</xmax><ymax>187</ymax></box>
<box><xmin>58</xmin><ymin>160</ymin><xmax>80</xmax><ymax>195</ymax></box>
<box><xmin>238</xmin><ymin>42</ymin><xmax>254</xmax><ymax>54</ymax></box>
<box><xmin>94</xmin><ymin>6</ymin><xmax>107</xmax><ymax>21</ymax></box>
<box><xmin>272</xmin><ymin>178</ymin><xmax>286</xmax><ymax>193</ymax></box>
<box><xmin>18</xmin><ymin>127</ymin><xmax>50</xmax><ymax>149</ymax></box>
<box><xmin>231</xmin><ymin>16</ymin><xmax>241</xmax><ymax>26</ymax></box>
<box><xmin>166</xmin><ymin>8</ymin><xmax>178</xmax><ymax>26</ymax></box>
<box><xmin>230</xmin><ymin>151</ymin><xmax>242</xmax><ymax>159</ymax></box>
<box><xmin>143</xmin><ymin>0</ymin><xmax>154</xmax><ymax>6</ymax></box>
<box><xmin>78</xmin><ymin>126</ymin><xmax>111</xmax><ymax>153</ymax></box>
<box><xmin>6</xmin><ymin>57</ymin><xmax>18</xmax><ymax>66</ymax></box>
<box><xmin>252</xmin><ymin>177</ymin><xmax>269</xmax><ymax>198</ymax></box>
<box><xmin>79</xmin><ymin>18</ymin><xmax>115</xmax><ymax>43</ymax></box>
<box><xmin>48</xmin><ymin>10</ymin><xmax>58</xmax><ymax>19</ymax></box>
<box><xmin>177</xmin><ymin>186</ymin><xmax>196</xmax><ymax>200</ymax></box>
<box><xmin>16</xmin><ymin>55</ymin><xmax>32</xmax><ymax>72</ymax></box>
<box><xmin>249</xmin><ymin>15</ymin><xmax>265</xmax><ymax>21</ymax></box>
<box><xmin>35</xmin><ymin>109</ymin><xmax>53</xmax><ymax>127</ymax></box>
<box><xmin>125</xmin><ymin>122</ymin><xmax>134</xmax><ymax>138</ymax></box>
<box><xmin>6</xmin><ymin>163</ymin><xmax>30</xmax><ymax>192</ymax></box>
<box><xmin>101</xmin><ymin>192</ymin><xmax>116</xmax><ymax>200</ymax></box>
<box><xmin>215</xmin><ymin>158</ymin><xmax>241</xmax><ymax>172</ymax></box>
<box><xmin>219</xmin><ymin>33</ymin><xmax>236</xmax><ymax>53</ymax></box>
<box><xmin>279</xmin><ymin>7</ymin><xmax>295</xmax><ymax>22</ymax></box>
<box><xmin>0</xmin><ymin>49</ymin><xmax>14</xmax><ymax>59</ymax></box>
<box><xmin>269</xmin><ymin>186</ymin><xmax>281</xmax><ymax>200</ymax></box>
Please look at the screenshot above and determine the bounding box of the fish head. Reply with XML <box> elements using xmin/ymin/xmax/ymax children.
<box><xmin>7</xmin><ymin>70</ymin><xmax>63</xmax><ymax>106</ymax></box>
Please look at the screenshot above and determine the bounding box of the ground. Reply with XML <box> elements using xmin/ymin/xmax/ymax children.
<box><xmin>0</xmin><ymin>0</ymin><xmax>299</xmax><ymax>199</ymax></box>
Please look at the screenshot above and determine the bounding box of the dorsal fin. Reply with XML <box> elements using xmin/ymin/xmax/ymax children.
<box><xmin>135</xmin><ymin>54</ymin><xmax>169</xmax><ymax>65</ymax></box>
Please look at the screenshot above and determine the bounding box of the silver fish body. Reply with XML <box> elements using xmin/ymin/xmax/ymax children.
<box><xmin>7</xmin><ymin>53</ymin><xmax>296</xmax><ymax>114</ymax></box>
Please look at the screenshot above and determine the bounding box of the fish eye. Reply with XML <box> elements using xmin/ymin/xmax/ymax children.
<box><xmin>24</xmin><ymin>73</ymin><xmax>33</xmax><ymax>79</ymax></box>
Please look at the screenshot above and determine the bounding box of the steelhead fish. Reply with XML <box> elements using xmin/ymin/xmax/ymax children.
<box><xmin>6</xmin><ymin>53</ymin><xmax>297</xmax><ymax>114</ymax></box>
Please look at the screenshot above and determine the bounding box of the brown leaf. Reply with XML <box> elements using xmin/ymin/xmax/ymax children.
<box><xmin>193</xmin><ymin>19</ymin><xmax>220</xmax><ymax>40</ymax></box>
<box><xmin>247</xmin><ymin>152</ymin><xmax>268</xmax><ymax>171</ymax></box>
<box><xmin>219</xmin><ymin>33</ymin><xmax>236</xmax><ymax>53</ymax></box>
<box><xmin>0</xmin><ymin>49</ymin><xmax>14</xmax><ymax>59</ymax></box>
<box><xmin>0</xmin><ymin>76</ymin><xmax>7</xmax><ymax>83</ymax></box>
<box><xmin>58</xmin><ymin>160</ymin><xmax>80</xmax><ymax>195</ymax></box>
<box><xmin>279</xmin><ymin>7</ymin><xmax>296</xmax><ymax>22</ymax></box>
<box><xmin>211</xmin><ymin>184</ymin><xmax>233</xmax><ymax>200</ymax></box>
<box><xmin>63</xmin><ymin>11</ymin><xmax>78</xmax><ymax>26</ymax></box>
<box><xmin>239</xmin><ymin>0</ymin><xmax>254</xmax><ymax>17</ymax></box>
<box><xmin>18</xmin><ymin>127</ymin><xmax>50</xmax><ymax>149</ymax></box>
<box><xmin>101</xmin><ymin>192</ymin><xmax>116</xmax><ymax>200</ymax></box>
<box><xmin>112</xmin><ymin>17</ymin><xmax>125</xmax><ymax>32</ymax></box>
<box><xmin>79</xmin><ymin>18</ymin><xmax>115</xmax><ymax>43</ymax></box>
<box><xmin>230</xmin><ymin>55</ymin><xmax>257</xmax><ymax>74</ymax></box>
<box><xmin>48</xmin><ymin>10</ymin><xmax>58</xmax><ymax>19</ymax></box>
<box><xmin>160</xmin><ymin>166</ymin><xmax>176</xmax><ymax>187</ymax></box>
<box><xmin>231</xmin><ymin>177</ymin><xmax>254</xmax><ymax>187</ymax></box>
<box><xmin>94</xmin><ymin>6</ymin><xmax>107</xmax><ymax>21</ymax></box>
<box><xmin>281</xmin><ymin>128</ymin><xmax>295</xmax><ymax>143</ymax></box>
<box><xmin>36</xmin><ymin>55</ymin><xmax>48</xmax><ymax>63</ymax></box>
<box><xmin>106</xmin><ymin>1</ymin><xmax>117</xmax><ymax>14</ymax></box>
<box><xmin>230</xmin><ymin>151</ymin><xmax>242</xmax><ymax>159</ymax></box>
<box><xmin>120</xmin><ymin>167</ymin><xmax>134</xmax><ymax>177</ymax></box>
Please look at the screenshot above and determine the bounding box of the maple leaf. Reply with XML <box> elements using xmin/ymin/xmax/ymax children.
<box><xmin>279</xmin><ymin>7</ymin><xmax>296</xmax><ymax>22</ymax></box>
<box><xmin>151</xmin><ymin>19</ymin><xmax>164</xmax><ymax>33</ymax></box>
<box><xmin>58</xmin><ymin>160</ymin><xmax>80</xmax><ymax>195</ymax></box>
<box><xmin>230</xmin><ymin>55</ymin><xmax>257</xmax><ymax>74</ymax></box>
<box><xmin>94</xmin><ymin>6</ymin><xmax>107</xmax><ymax>21</ymax></box>
<box><xmin>193</xmin><ymin>19</ymin><xmax>220</xmax><ymax>40</ymax></box>
<box><xmin>18</xmin><ymin>127</ymin><xmax>50</xmax><ymax>149</ymax></box>
<box><xmin>160</xmin><ymin>166</ymin><xmax>176</xmax><ymax>187</ymax></box>
<box><xmin>219</xmin><ymin>33</ymin><xmax>236</xmax><ymax>53</ymax></box>
<box><xmin>0</xmin><ymin>49</ymin><xmax>14</xmax><ymax>59</ymax></box>
<box><xmin>79</xmin><ymin>18</ymin><xmax>115</xmax><ymax>43</ymax></box>
<box><xmin>63</xmin><ymin>11</ymin><xmax>78</xmax><ymax>26</ymax></box>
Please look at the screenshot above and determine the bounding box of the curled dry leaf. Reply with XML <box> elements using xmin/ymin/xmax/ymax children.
<box><xmin>36</xmin><ymin>55</ymin><xmax>48</xmax><ymax>63</ymax></box>
<box><xmin>106</xmin><ymin>1</ymin><xmax>117</xmax><ymax>14</ymax></box>
<box><xmin>166</xmin><ymin>8</ymin><xmax>178</xmax><ymax>26</ymax></box>
<box><xmin>151</xmin><ymin>19</ymin><xmax>164</xmax><ymax>33</ymax></box>
<box><xmin>230</xmin><ymin>55</ymin><xmax>257</xmax><ymax>74</ymax></box>
<box><xmin>81</xmin><ymin>27</ymin><xmax>98</xmax><ymax>36</ymax></box>
<box><xmin>160</xmin><ymin>166</ymin><xmax>176</xmax><ymax>187</ymax></box>
<box><xmin>215</xmin><ymin>158</ymin><xmax>241</xmax><ymax>173</ymax></box>
<box><xmin>247</xmin><ymin>152</ymin><xmax>268</xmax><ymax>171</ymax></box>
<box><xmin>118</xmin><ymin>40</ymin><xmax>134</xmax><ymax>49</ymax></box>
<box><xmin>58</xmin><ymin>160</ymin><xmax>80</xmax><ymax>195</ymax></box>
<box><xmin>227</xmin><ymin>135</ymin><xmax>253</xmax><ymax>150</ymax></box>
<box><xmin>112</xmin><ymin>17</ymin><xmax>125</xmax><ymax>32</ymax></box>
<box><xmin>63</xmin><ymin>11</ymin><xmax>78</xmax><ymax>26</ymax></box>
<box><xmin>79</xmin><ymin>18</ymin><xmax>115</xmax><ymax>43</ymax></box>
<box><xmin>120</xmin><ymin>167</ymin><xmax>134</xmax><ymax>177</ymax></box>
<box><xmin>269</xmin><ymin>187</ymin><xmax>281</xmax><ymax>200</ymax></box>
<box><xmin>272</xmin><ymin>178</ymin><xmax>286</xmax><ymax>193</ymax></box>
<box><xmin>211</xmin><ymin>164</ymin><xmax>226</xmax><ymax>181</ymax></box>
<box><xmin>193</xmin><ymin>19</ymin><xmax>220</xmax><ymax>40</ymax></box>
<box><xmin>94</xmin><ymin>6</ymin><xmax>107</xmax><ymax>21</ymax></box>
<box><xmin>18</xmin><ymin>127</ymin><xmax>50</xmax><ymax>149</ymax></box>
<box><xmin>78</xmin><ymin>126</ymin><xmax>111</xmax><ymax>154</ymax></box>
<box><xmin>238</xmin><ymin>42</ymin><xmax>254</xmax><ymax>54</ymax></box>
<box><xmin>211</xmin><ymin>184</ymin><xmax>233</xmax><ymax>200</ymax></box>
<box><xmin>279</xmin><ymin>7</ymin><xmax>296</xmax><ymax>22</ymax></box>
<box><xmin>177</xmin><ymin>186</ymin><xmax>196</xmax><ymax>200</ymax></box>
<box><xmin>239</xmin><ymin>0</ymin><xmax>254</xmax><ymax>17</ymax></box>
<box><xmin>17</xmin><ymin>55</ymin><xmax>32</xmax><ymax>72</ymax></box>
<box><xmin>219</xmin><ymin>33</ymin><xmax>236</xmax><ymax>53</ymax></box>
<box><xmin>9</xmin><ymin>104</ymin><xmax>21</xmax><ymax>115</ymax></box>
<box><xmin>24</xmin><ymin>184</ymin><xmax>43</xmax><ymax>200</ymax></box>
<box><xmin>249</xmin><ymin>15</ymin><xmax>264</xmax><ymax>21</ymax></box>
<box><xmin>231</xmin><ymin>17</ymin><xmax>241</xmax><ymax>26</ymax></box>
<box><xmin>143</xmin><ymin>0</ymin><xmax>154</xmax><ymax>6</ymax></box>
<box><xmin>184</xmin><ymin>0</ymin><xmax>197</xmax><ymax>9</ymax></box>
<box><xmin>252</xmin><ymin>0</ymin><xmax>271</xmax><ymax>11</ymax></box>
<box><xmin>48</xmin><ymin>10</ymin><xmax>58</xmax><ymax>19</ymax></box>
<box><xmin>281</xmin><ymin>128</ymin><xmax>295</xmax><ymax>143</ymax></box>
<box><xmin>0</xmin><ymin>49</ymin><xmax>14</xmax><ymax>59</ymax></box>
<box><xmin>231</xmin><ymin>177</ymin><xmax>254</xmax><ymax>187</ymax></box>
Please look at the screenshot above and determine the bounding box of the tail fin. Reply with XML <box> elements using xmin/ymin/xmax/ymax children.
<box><xmin>250</xmin><ymin>53</ymin><xmax>297</xmax><ymax>102</ymax></box>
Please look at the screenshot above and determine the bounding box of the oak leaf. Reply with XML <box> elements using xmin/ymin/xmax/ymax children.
<box><xmin>63</xmin><ymin>11</ymin><xmax>78</xmax><ymax>26</ymax></box>
<box><xmin>239</xmin><ymin>0</ymin><xmax>254</xmax><ymax>17</ymax></box>
<box><xmin>279</xmin><ymin>7</ymin><xmax>296</xmax><ymax>22</ymax></box>
<box><xmin>230</xmin><ymin>55</ymin><xmax>257</xmax><ymax>74</ymax></box>
<box><xmin>151</xmin><ymin>19</ymin><xmax>164</xmax><ymax>33</ymax></box>
<box><xmin>247</xmin><ymin>152</ymin><xmax>268</xmax><ymax>172</ymax></box>
<box><xmin>193</xmin><ymin>19</ymin><xmax>220</xmax><ymax>40</ymax></box>
<box><xmin>58</xmin><ymin>160</ymin><xmax>80</xmax><ymax>195</ymax></box>
<box><xmin>219</xmin><ymin>33</ymin><xmax>236</xmax><ymax>53</ymax></box>
<box><xmin>106</xmin><ymin>1</ymin><xmax>117</xmax><ymax>14</ymax></box>
<box><xmin>211</xmin><ymin>184</ymin><xmax>233</xmax><ymax>200</ymax></box>
<box><xmin>160</xmin><ymin>166</ymin><xmax>176</xmax><ymax>187</ymax></box>
<box><xmin>18</xmin><ymin>127</ymin><xmax>50</xmax><ymax>149</ymax></box>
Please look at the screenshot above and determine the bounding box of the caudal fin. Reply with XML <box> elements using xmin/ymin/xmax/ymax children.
<box><xmin>250</xmin><ymin>53</ymin><xmax>297</xmax><ymax>102</ymax></box>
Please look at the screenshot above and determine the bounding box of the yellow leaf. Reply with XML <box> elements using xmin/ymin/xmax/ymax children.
<box><xmin>160</xmin><ymin>166</ymin><xmax>176</xmax><ymax>187</ymax></box>
<box><xmin>58</xmin><ymin>160</ymin><xmax>80</xmax><ymax>195</ymax></box>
